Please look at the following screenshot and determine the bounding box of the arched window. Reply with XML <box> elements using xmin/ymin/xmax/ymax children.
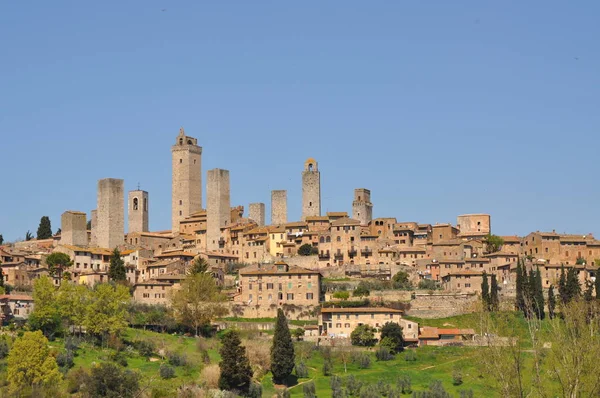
<box><xmin>319</xmin><ymin>237</ymin><xmax>325</xmax><ymax>244</ymax></box>
<box><xmin>187</xmin><ymin>139</ymin><xmax>193</xmax><ymax>145</ymax></box>
<box><xmin>336</xmin><ymin>236</ymin><xmax>341</xmax><ymax>242</ymax></box>
<box><xmin>326</xmin><ymin>236</ymin><xmax>331</xmax><ymax>243</ymax></box>
<box><xmin>179</xmin><ymin>138</ymin><xmax>183</xmax><ymax>145</ymax></box>
<box><xmin>308</xmin><ymin>163</ymin><xmax>313</xmax><ymax>171</ymax></box>
<box><xmin>133</xmin><ymin>198</ymin><xmax>138</xmax><ymax>210</ymax></box>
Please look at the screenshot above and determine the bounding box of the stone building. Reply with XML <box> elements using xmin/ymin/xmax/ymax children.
<box><xmin>330</xmin><ymin>217</ymin><xmax>361</xmax><ymax>265</ymax></box>
<box><xmin>96</xmin><ymin>178</ymin><xmax>124</xmax><ymax>249</ymax></box>
<box><xmin>206</xmin><ymin>168</ymin><xmax>231</xmax><ymax>252</ymax></box>
<box><xmin>457</xmin><ymin>214</ymin><xmax>491</xmax><ymax>238</ymax></box>
<box><xmin>352</xmin><ymin>188</ymin><xmax>373</xmax><ymax>226</ymax></box>
<box><xmin>441</xmin><ymin>271</ymin><xmax>484</xmax><ymax>293</ymax></box>
<box><xmin>522</xmin><ymin>231</ymin><xmax>599</xmax><ymax>266</ymax></box>
<box><xmin>271</xmin><ymin>190</ymin><xmax>287</xmax><ymax>225</ymax></box>
<box><xmin>128</xmin><ymin>190</ymin><xmax>149</xmax><ymax>233</ymax></box>
<box><xmin>60</xmin><ymin>211</ymin><xmax>87</xmax><ymax>247</ymax></box>
<box><xmin>172</xmin><ymin>128</ymin><xmax>202</xmax><ymax>234</ymax></box>
<box><xmin>248</xmin><ymin>202</ymin><xmax>265</xmax><ymax>227</ymax></box>
<box><xmin>90</xmin><ymin>209</ymin><xmax>97</xmax><ymax>246</ymax></box>
<box><xmin>319</xmin><ymin>307</ymin><xmax>410</xmax><ymax>339</ymax></box>
<box><xmin>301</xmin><ymin>158</ymin><xmax>321</xmax><ymax>220</ymax></box>
<box><xmin>238</xmin><ymin>261</ymin><xmax>322</xmax><ymax>307</ymax></box>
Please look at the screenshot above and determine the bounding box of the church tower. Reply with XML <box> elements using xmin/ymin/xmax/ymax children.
<box><xmin>302</xmin><ymin>158</ymin><xmax>321</xmax><ymax>220</ymax></box>
<box><xmin>172</xmin><ymin>128</ymin><xmax>202</xmax><ymax>234</ymax></box>
<box><xmin>128</xmin><ymin>189</ymin><xmax>149</xmax><ymax>233</ymax></box>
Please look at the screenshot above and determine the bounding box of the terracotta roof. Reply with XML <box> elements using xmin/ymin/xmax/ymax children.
<box><xmin>155</xmin><ymin>250</ymin><xmax>196</xmax><ymax>258</ymax></box>
<box><xmin>327</xmin><ymin>212</ymin><xmax>348</xmax><ymax>217</ymax></box>
<box><xmin>331</xmin><ymin>217</ymin><xmax>361</xmax><ymax>227</ymax></box>
<box><xmin>285</xmin><ymin>222</ymin><xmax>308</xmax><ymax>228</ymax></box>
<box><xmin>305</xmin><ymin>216</ymin><xmax>329</xmax><ymax>222</ymax></box>
<box><xmin>500</xmin><ymin>236</ymin><xmax>521</xmax><ymax>243</ymax></box>
<box><xmin>0</xmin><ymin>294</ymin><xmax>34</xmax><ymax>301</ymax></box>
<box><xmin>240</xmin><ymin>263</ymin><xmax>320</xmax><ymax>276</ymax></box>
<box><xmin>321</xmin><ymin>307</ymin><xmax>403</xmax><ymax>314</ymax></box>
<box><xmin>134</xmin><ymin>281</ymin><xmax>173</xmax><ymax>286</ymax></box>
<box><xmin>443</xmin><ymin>271</ymin><xmax>484</xmax><ymax>277</ymax></box>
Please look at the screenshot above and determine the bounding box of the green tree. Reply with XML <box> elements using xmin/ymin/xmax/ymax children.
<box><xmin>380</xmin><ymin>322</ymin><xmax>404</xmax><ymax>353</ymax></box>
<box><xmin>332</xmin><ymin>291</ymin><xmax>350</xmax><ymax>300</ymax></box>
<box><xmin>516</xmin><ymin>259</ymin><xmax>525</xmax><ymax>312</ymax></box>
<box><xmin>481</xmin><ymin>272</ymin><xmax>490</xmax><ymax>311</ymax></box>
<box><xmin>0</xmin><ymin>234</ymin><xmax>4</xmax><ymax>245</ymax></box>
<box><xmin>490</xmin><ymin>274</ymin><xmax>500</xmax><ymax>312</ymax></box>
<box><xmin>534</xmin><ymin>268</ymin><xmax>545</xmax><ymax>320</ymax></box>
<box><xmin>36</xmin><ymin>216</ymin><xmax>52</xmax><ymax>240</ymax></box>
<box><xmin>596</xmin><ymin>273</ymin><xmax>600</xmax><ymax>300</ymax></box>
<box><xmin>171</xmin><ymin>273</ymin><xmax>227</xmax><ymax>335</ymax></box>
<box><xmin>292</xmin><ymin>328</ymin><xmax>305</xmax><ymax>341</ymax></box>
<box><xmin>86</xmin><ymin>219</ymin><xmax>92</xmax><ymax>230</ymax></box>
<box><xmin>575</xmin><ymin>256</ymin><xmax>586</xmax><ymax>265</ymax></box>
<box><xmin>392</xmin><ymin>271</ymin><xmax>412</xmax><ymax>289</ymax></box>
<box><xmin>88</xmin><ymin>362</ymin><xmax>140</xmax><ymax>398</ymax></box>
<box><xmin>219</xmin><ymin>330</ymin><xmax>253</xmax><ymax>394</ymax></box>
<box><xmin>45</xmin><ymin>252</ymin><xmax>73</xmax><ymax>279</ymax></box>
<box><xmin>25</xmin><ymin>231</ymin><xmax>34</xmax><ymax>241</ymax></box>
<box><xmin>57</xmin><ymin>282</ymin><xmax>90</xmax><ymax>334</ymax></box>
<box><xmin>566</xmin><ymin>267</ymin><xmax>581</xmax><ymax>303</ymax></box>
<box><xmin>485</xmin><ymin>234</ymin><xmax>504</xmax><ymax>253</ymax></box>
<box><xmin>0</xmin><ymin>261</ymin><xmax>4</xmax><ymax>287</ymax></box>
<box><xmin>271</xmin><ymin>308</ymin><xmax>295</xmax><ymax>384</ymax></box>
<box><xmin>84</xmin><ymin>283</ymin><xmax>129</xmax><ymax>343</ymax></box>
<box><xmin>298</xmin><ymin>244</ymin><xmax>316</xmax><ymax>256</ymax></box>
<box><xmin>29</xmin><ymin>276</ymin><xmax>61</xmax><ymax>337</ymax></box>
<box><xmin>548</xmin><ymin>285</ymin><xmax>556</xmax><ymax>319</ymax></box>
<box><xmin>189</xmin><ymin>256</ymin><xmax>209</xmax><ymax>275</ymax></box>
<box><xmin>108</xmin><ymin>248</ymin><xmax>127</xmax><ymax>282</ymax></box>
<box><xmin>350</xmin><ymin>324</ymin><xmax>377</xmax><ymax>347</ymax></box>
<box><xmin>558</xmin><ymin>265</ymin><xmax>567</xmax><ymax>304</ymax></box>
<box><xmin>583</xmin><ymin>280</ymin><xmax>594</xmax><ymax>302</ymax></box>
<box><xmin>7</xmin><ymin>331</ymin><xmax>61</xmax><ymax>394</ymax></box>
<box><xmin>353</xmin><ymin>282</ymin><xmax>370</xmax><ymax>298</ymax></box>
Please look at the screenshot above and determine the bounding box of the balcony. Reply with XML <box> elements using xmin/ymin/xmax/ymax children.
<box><xmin>361</xmin><ymin>248</ymin><xmax>373</xmax><ymax>257</ymax></box>
<box><xmin>318</xmin><ymin>252</ymin><xmax>330</xmax><ymax>260</ymax></box>
<box><xmin>348</xmin><ymin>248</ymin><xmax>358</xmax><ymax>257</ymax></box>
<box><xmin>334</xmin><ymin>252</ymin><xmax>344</xmax><ymax>260</ymax></box>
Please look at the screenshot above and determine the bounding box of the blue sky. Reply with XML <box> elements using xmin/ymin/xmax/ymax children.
<box><xmin>1</xmin><ymin>1</ymin><xmax>598</xmax><ymax>242</ymax></box>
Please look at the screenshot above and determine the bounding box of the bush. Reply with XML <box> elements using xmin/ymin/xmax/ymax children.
<box><xmin>65</xmin><ymin>367</ymin><xmax>90</xmax><ymax>394</ymax></box>
<box><xmin>330</xmin><ymin>375</ymin><xmax>342</xmax><ymax>391</ymax></box>
<box><xmin>322</xmin><ymin>358</ymin><xmax>333</xmax><ymax>376</ymax></box>
<box><xmin>88</xmin><ymin>362</ymin><xmax>140</xmax><ymax>398</ymax></box>
<box><xmin>134</xmin><ymin>340</ymin><xmax>155</xmax><ymax>358</ymax></box>
<box><xmin>276</xmin><ymin>388</ymin><xmax>291</xmax><ymax>398</ymax></box>
<box><xmin>298</xmin><ymin>244</ymin><xmax>318</xmax><ymax>256</ymax></box>
<box><xmin>361</xmin><ymin>384</ymin><xmax>382</xmax><ymax>398</ymax></box>
<box><xmin>404</xmin><ymin>350</ymin><xmax>417</xmax><ymax>361</ymax></box>
<box><xmin>392</xmin><ymin>271</ymin><xmax>412</xmax><ymax>289</ymax></box>
<box><xmin>353</xmin><ymin>282</ymin><xmax>371</xmax><ymax>298</ymax></box>
<box><xmin>460</xmin><ymin>390</ymin><xmax>474</xmax><ymax>398</ymax></box>
<box><xmin>159</xmin><ymin>364</ymin><xmax>176</xmax><ymax>379</ymax></box>
<box><xmin>350</xmin><ymin>324</ymin><xmax>377</xmax><ymax>347</ymax></box>
<box><xmin>346</xmin><ymin>375</ymin><xmax>363</xmax><ymax>396</ymax></box>
<box><xmin>452</xmin><ymin>368</ymin><xmax>463</xmax><ymax>386</ymax></box>
<box><xmin>64</xmin><ymin>336</ymin><xmax>80</xmax><ymax>353</ymax></box>
<box><xmin>333</xmin><ymin>291</ymin><xmax>350</xmax><ymax>300</ymax></box>
<box><xmin>111</xmin><ymin>351</ymin><xmax>129</xmax><ymax>367</ymax></box>
<box><xmin>352</xmin><ymin>352</ymin><xmax>371</xmax><ymax>369</ymax></box>
<box><xmin>56</xmin><ymin>351</ymin><xmax>74</xmax><ymax>369</ymax></box>
<box><xmin>397</xmin><ymin>374</ymin><xmax>412</xmax><ymax>394</ymax></box>
<box><xmin>418</xmin><ymin>279</ymin><xmax>440</xmax><ymax>290</ymax></box>
<box><xmin>375</xmin><ymin>346</ymin><xmax>395</xmax><ymax>361</ymax></box>
<box><xmin>376</xmin><ymin>380</ymin><xmax>392</xmax><ymax>396</ymax></box>
<box><xmin>0</xmin><ymin>338</ymin><xmax>10</xmax><ymax>359</ymax></box>
<box><xmin>167</xmin><ymin>351</ymin><xmax>187</xmax><ymax>367</ymax></box>
<box><xmin>302</xmin><ymin>381</ymin><xmax>316</xmax><ymax>398</ymax></box>
<box><xmin>295</xmin><ymin>361</ymin><xmax>309</xmax><ymax>378</ymax></box>
<box><xmin>248</xmin><ymin>383</ymin><xmax>262</xmax><ymax>398</ymax></box>
<box><xmin>200</xmin><ymin>364</ymin><xmax>221</xmax><ymax>389</ymax></box>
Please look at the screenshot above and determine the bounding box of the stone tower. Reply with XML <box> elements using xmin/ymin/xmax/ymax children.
<box><xmin>271</xmin><ymin>190</ymin><xmax>287</xmax><ymax>225</ymax></box>
<box><xmin>249</xmin><ymin>203</ymin><xmax>265</xmax><ymax>226</ymax></box>
<box><xmin>90</xmin><ymin>209</ymin><xmax>97</xmax><ymax>246</ymax></box>
<box><xmin>352</xmin><ymin>188</ymin><xmax>373</xmax><ymax>226</ymax></box>
<box><xmin>207</xmin><ymin>168</ymin><xmax>230</xmax><ymax>251</ymax></box>
<box><xmin>97</xmin><ymin>178</ymin><xmax>124</xmax><ymax>249</ymax></box>
<box><xmin>301</xmin><ymin>158</ymin><xmax>321</xmax><ymax>220</ymax></box>
<box><xmin>60</xmin><ymin>210</ymin><xmax>87</xmax><ymax>246</ymax></box>
<box><xmin>172</xmin><ymin>127</ymin><xmax>202</xmax><ymax>234</ymax></box>
<box><xmin>128</xmin><ymin>190</ymin><xmax>149</xmax><ymax>233</ymax></box>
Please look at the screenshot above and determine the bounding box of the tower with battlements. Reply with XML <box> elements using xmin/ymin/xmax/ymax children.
<box><xmin>352</xmin><ymin>188</ymin><xmax>373</xmax><ymax>226</ymax></box>
<box><xmin>207</xmin><ymin>168</ymin><xmax>231</xmax><ymax>251</ymax></box>
<box><xmin>172</xmin><ymin>127</ymin><xmax>202</xmax><ymax>234</ymax></box>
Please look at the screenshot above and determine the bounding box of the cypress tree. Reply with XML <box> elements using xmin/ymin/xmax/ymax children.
<box><xmin>490</xmin><ymin>274</ymin><xmax>499</xmax><ymax>312</ymax></box>
<box><xmin>36</xmin><ymin>216</ymin><xmax>52</xmax><ymax>240</ymax></box>
<box><xmin>108</xmin><ymin>249</ymin><xmax>127</xmax><ymax>282</ymax></box>
<box><xmin>596</xmin><ymin>272</ymin><xmax>600</xmax><ymax>300</ymax></box>
<box><xmin>0</xmin><ymin>262</ymin><xmax>4</xmax><ymax>287</ymax></box>
<box><xmin>548</xmin><ymin>285</ymin><xmax>556</xmax><ymax>319</ymax></box>
<box><xmin>218</xmin><ymin>330</ymin><xmax>252</xmax><ymax>394</ymax></box>
<box><xmin>558</xmin><ymin>265</ymin><xmax>567</xmax><ymax>304</ymax></box>
<box><xmin>516</xmin><ymin>259</ymin><xmax>524</xmax><ymax>311</ymax></box>
<box><xmin>583</xmin><ymin>281</ymin><xmax>594</xmax><ymax>302</ymax></box>
<box><xmin>481</xmin><ymin>273</ymin><xmax>490</xmax><ymax>311</ymax></box>
<box><xmin>566</xmin><ymin>267</ymin><xmax>581</xmax><ymax>303</ymax></box>
<box><xmin>534</xmin><ymin>268</ymin><xmax>545</xmax><ymax>320</ymax></box>
<box><xmin>271</xmin><ymin>308</ymin><xmax>295</xmax><ymax>384</ymax></box>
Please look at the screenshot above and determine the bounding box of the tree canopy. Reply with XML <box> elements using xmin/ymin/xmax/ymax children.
<box><xmin>45</xmin><ymin>252</ymin><xmax>73</xmax><ymax>278</ymax></box>
<box><xmin>485</xmin><ymin>234</ymin><xmax>504</xmax><ymax>253</ymax></box>
<box><xmin>7</xmin><ymin>331</ymin><xmax>61</xmax><ymax>393</ymax></box>
<box><xmin>189</xmin><ymin>256</ymin><xmax>209</xmax><ymax>275</ymax></box>
<box><xmin>36</xmin><ymin>216</ymin><xmax>52</xmax><ymax>240</ymax></box>
<box><xmin>379</xmin><ymin>322</ymin><xmax>404</xmax><ymax>353</ymax></box>
<box><xmin>29</xmin><ymin>276</ymin><xmax>61</xmax><ymax>337</ymax></box>
<box><xmin>298</xmin><ymin>243</ymin><xmax>318</xmax><ymax>256</ymax></box>
<box><xmin>84</xmin><ymin>283</ymin><xmax>130</xmax><ymax>341</ymax></box>
<box><xmin>350</xmin><ymin>324</ymin><xmax>377</xmax><ymax>347</ymax></box>
<box><xmin>108</xmin><ymin>248</ymin><xmax>127</xmax><ymax>282</ymax></box>
<box><xmin>219</xmin><ymin>330</ymin><xmax>253</xmax><ymax>394</ymax></box>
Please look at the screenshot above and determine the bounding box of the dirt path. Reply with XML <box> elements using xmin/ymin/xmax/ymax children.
<box><xmin>419</xmin><ymin>356</ymin><xmax>472</xmax><ymax>370</ymax></box>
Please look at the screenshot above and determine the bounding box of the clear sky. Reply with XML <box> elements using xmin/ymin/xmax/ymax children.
<box><xmin>1</xmin><ymin>1</ymin><xmax>599</xmax><ymax>242</ymax></box>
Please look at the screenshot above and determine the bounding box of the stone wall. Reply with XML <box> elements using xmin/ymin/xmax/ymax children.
<box><xmin>96</xmin><ymin>178</ymin><xmax>124</xmax><ymax>249</ymax></box>
<box><xmin>271</xmin><ymin>190</ymin><xmax>287</xmax><ymax>225</ymax></box>
<box><xmin>406</xmin><ymin>293</ymin><xmax>479</xmax><ymax>318</ymax></box>
<box><xmin>229</xmin><ymin>303</ymin><xmax>319</xmax><ymax>320</ymax></box>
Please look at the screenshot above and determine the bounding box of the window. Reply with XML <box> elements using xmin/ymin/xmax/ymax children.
<box><xmin>286</xmin><ymin>293</ymin><xmax>294</xmax><ymax>300</ymax></box>
<box><xmin>249</xmin><ymin>294</ymin><xmax>253</xmax><ymax>301</ymax></box>
<box><xmin>344</xmin><ymin>323</ymin><xmax>351</xmax><ymax>328</ymax></box>
<box><xmin>249</xmin><ymin>284</ymin><xmax>252</xmax><ymax>290</ymax></box>
<box><xmin>133</xmin><ymin>198</ymin><xmax>139</xmax><ymax>210</ymax></box>
<box><xmin>267</xmin><ymin>283</ymin><xmax>274</xmax><ymax>289</ymax></box>
<box><xmin>336</xmin><ymin>323</ymin><xmax>342</xmax><ymax>328</ymax></box>
<box><xmin>306</xmin><ymin>293</ymin><xmax>313</xmax><ymax>300</ymax></box>
<box><xmin>288</xmin><ymin>283</ymin><xmax>292</xmax><ymax>289</ymax></box>
<box><xmin>337</xmin><ymin>314</ymin><xmax>341</xmax><ymax>320</ymax></box>
<box><xmin>179</xmin><ymin>159</ymin><xmax>182</xmax><ymax>163</ymax></box>
<box><xmin>307</xmin><ymin>282</ymin><xmax>312</xmax><ymax>289</ymax></box>
<box><xmin>337</xmin><ymin>236</ymin><xmax>341</xmax><ymax>242</ymax></box>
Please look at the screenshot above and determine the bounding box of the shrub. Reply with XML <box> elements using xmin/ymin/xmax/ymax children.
<box><xmin>346</xmin><ymin>375</ymin><xmax>363</xmax><ymax>396</ymax></box>
<box><xmin>418</xmin><ymin>279</ymin><xmax>439</xmax><ymax>290</ymax></box>
<box><xmin>353</xmin><ymin>282</ymin><xmax>371</xmax><ymax>298</ymax></box>
<box><xmin>0</xmin><ymin>338</ymin><xmax>10</xmax><ymax>359</ymax></box>
<box><xmin>375</xmin><ymin>346</ymin><xmax>395</xmax><ymax>361</ymax></box>
<box><xmin>111</xmin><ymin>351</ymin><xmax>129</xmax><ymax>367</ymax></box>
<box><xmin>352</xmin><ymin>352</ymin><xmax>371</xmax><ymax>369</ymax></box>
<box><xmin>428</xmin><ymin>380</ymin><xmax>451</xmax><ymax>397</ymax></box>
<box><xmin>88</xmin><ymin>362</ymin><xmax>140</xmax><ymax>398</ymax></box>
<box><xmin>135</xmin><ymin>340</ymin><xmax>155</xmax><ymax>358</ymax></box>
<box><xmin>296</xmin><ymin>361</ymin><xmax>309</xmax><ymax>378</ymax></box>
<box><xmin>277</xmin><ymin>388</ymin><xmax>291</xmax><ymax>398</ymax></box>
<box><xmin>404</xmin><ymin>350</ymin><xmax>417</xmax><ymax>361</ymax></box>
<box><xmin>65</xmin><ymin>367</ymin><xmax>90</xmax><ymax>394</ymax></box>
<box><xmin>56</xmin><ymin>351</ymin><xmax>74</xmax><ymax>369</ymax></box>
<box><xmin>376</xmin><ymin>380</ymin><xmax>392</xmax><ymax>396</ymax></box>
<box><xmin>452</xmin><ymin>368</ymin><xmax>463</xmax><ymax>386</ymax></box>
<box><xmin>397</xmin><ymin>374</ymin><xmax>412</xmax><ymax>394</ymax></box>
<box><xmin>298</xmin><ymin>244</ymin><xmax>317</xmax><ymax>256</ymax></box>
<box><xmin>460</xmin><ymin>390</ymin><xmax>474</xmax><ymax>398</ymax></box>
<box><xmin>200</xmin><ymin>364</ymin><xmax>221</xmax><ymax>389</ymax></box>
<box><xmin>167</xmin><ymin>351</ymin><xmax>187</xmax><ymax>367</ymax></box>
<box><xmin>333</xmin><ymin>291</ymin><xmax>350</xmax><ymax>300</ymax></box>
<box><xmin>350</xmin><ymin>324</ymin><xmax>377</xmax><ymax>347</ymax></box>
<box><xmin>159</xmin><ymin>364</ymin><xmax>175</xmax><ymax>379</ymax></box>
<box><xmin>248</xmin><ymin>383</ymin><xmax>262</xmax><ymax>398</ymax></box>
<box><xmin>302</xmin><ymin>381</ymin><xmax>316</xmax><ymax>398</ymax></box>
<box><xmin>64</xmin><ymin>336</ymin><xmax>80</xmax><ymax>353</ymax></box>
<box><xmin>322</xmin><ymin>358</ymin><xmax>333</xmax><ymax>376</ymax></box>
<box><xmin>330</xmin><ymin>375</ymin><xmax>342</xmax><ymax>391</ymax></box>
<box><xmin>360</xmin><ymin>384</ymin><xmax>381</xmax><ymax>398</ymax></box>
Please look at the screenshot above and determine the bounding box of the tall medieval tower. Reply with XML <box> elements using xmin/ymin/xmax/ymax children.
<box><xmin>172</xmin><ymin>128</ymin><xmax>202</xmax><ymax>234</ymax></box>
<box><xmin>302</xmin><ymin>158</ymin><xmax>321</xmax><ymax>220</ymax></box>
<box><xmin>207</xmin><ymin>168</ymin><xmax>230</xmax><ymax>251</ymax></box>
<box><xmin>128</xmin><ymin>190</ymin><xmax>149</xmax><ymax>233</ymax></box>
<box><xmin>97</xmin><ymin>178</ymin><xmax>124</xmax><ymax>249</ymax></box>
<box><xmin>352</xmin><ymin>188</ymin><xmax>373</xmax><ymax>226</ymax></box>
